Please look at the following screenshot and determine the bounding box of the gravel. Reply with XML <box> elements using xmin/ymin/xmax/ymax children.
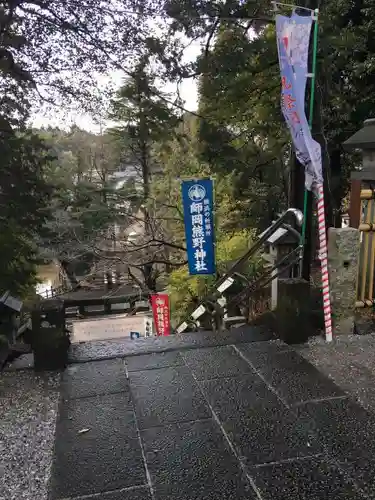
<box><xmin>0</xmin><ymin>370</ymin><xmax>61</xmax><ymax>500</ymax></box>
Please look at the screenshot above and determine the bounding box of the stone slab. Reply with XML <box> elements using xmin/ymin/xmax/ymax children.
<box><xmin>129</xmin><ymin>366</ymin><xmax>210</xmax><ymax>429</ymax></box>
<box><xmin>237</xmin><ymin>346</ymin><xmax>345</xmax><ymax>405</ymax></box>
<box><xmin>69</xmin><ymin>327</ymin><xmax>274</xmax><ymax>363</ymax></box>
<box><xmin>200</xmin><ymin>374</ymin><xmax>281</xmax><ymax>418</ymax></box>
<box><xmin>61</xmin><ymin>359</ymin><xmax>129</xmax><ymax>399</ymax></box>
<box><xmin>141</xmin><ymin>420</ymin><xmax>257</xmax><ymax>500</ymax></box>
<box><xmin>297</xmin><ymin>398</ymin><xmax>375</xmax><ymax>496</ymax></box>
<box><xmin>297</xmin><ymin>335</ymin><xmax>375</xmax><ymax>411</ymax></box>
<box><xmin>50</xmin><ymin>393</ymin><xmax>145</xmax><ymax>499</ymax></box>
<box><xmin>126</xmin><ymin>351</ymin><xmax>184</xmax><ymax>372</ymax></box>
<box><xmin>82</xmin><ymin>487</ymin><xmax>152</xmax><ymax>500</ymax></box>
<box><xmin>181</xmin><ymin>345</ymin><xmax>254</xmax><ymax>380</ymax></box>
<box><xmin>250</xmin><ymin>456</ymin><xmax>366</xmax><ymax>499</ymax></box>
<box><xmin>236</xmin><ymin>342</ymin><xmax>300</xmax><ymax>370</ymax></box>
<box><xmin>239</xmin><ymin>340</ymin><xmax>292</xmax><ymax>353</ymax></box>
<box><xmin>239</xmin><ymin>341</ymin><xmax>294</xmax><ymax>360</ymax></box>
<box><xmin>221</xmin><ymin>405</ymin><xmax>321</xmax><ymax>466</ymax></box>
<box><xmin>153</xmin><ymin>487</ymin><xmax>255</xmax><ymax>500</ymax></box>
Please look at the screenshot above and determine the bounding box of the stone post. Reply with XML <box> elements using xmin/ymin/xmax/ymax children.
<box><xmin>275</xmin><ymin>278</ymin><xmax>311</xmax><ymax>343</ymax></box>
<box><xmin>327</xmin><ymin>227</ymin><xmax>360</xmax><ymax>335</ymax></box>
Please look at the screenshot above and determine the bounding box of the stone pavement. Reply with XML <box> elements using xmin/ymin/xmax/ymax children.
<box><xmin>49</xmin><ymin>333</ymin><xmax>375</xmax><ymax>500</ymax></box>
<box><xmin>299</xmin><ymin>333</ymin><xmax>375</xmax><ymax>411</ymax></box>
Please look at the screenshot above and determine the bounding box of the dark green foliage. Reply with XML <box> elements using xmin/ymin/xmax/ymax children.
<box><xmin>160</xmin><ymin>0</ymin><xmax>375</xmax><ymax>226</ymax></box>
<box><xmin>0</xmin><ymin>131</ymin><xmax>53</xmax><ymax>296</ymax></box>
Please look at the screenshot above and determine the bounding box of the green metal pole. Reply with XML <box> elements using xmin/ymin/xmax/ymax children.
<box><xmin>308</xmin><ymin>10</ymin><xmax>319</xmax><ymax>127</ymax></box>
<box><xmin>300</xmin><ymin>8</ymin><xmax>319</xmax><ymax>248</ymax></box>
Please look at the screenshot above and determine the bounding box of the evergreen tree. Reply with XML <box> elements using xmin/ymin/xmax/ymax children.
<box><xmin>0</xmin><ymin>131</ymin><xmax>53</xmax><ymax>296</ymax></box>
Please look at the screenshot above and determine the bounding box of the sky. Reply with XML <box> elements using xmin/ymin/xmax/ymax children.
<box><xmin>31</xmin><ymin>41</ymin><xmax>201</xmax><ymax>134</ymax></box>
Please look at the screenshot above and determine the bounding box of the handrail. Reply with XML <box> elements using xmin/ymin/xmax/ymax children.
<box><xmin>179</xmin><ymin>250</ymin><xmax>302</xmax><ymax>333</ymax></box>
<box><xmin>182</xmin><ymin>250</ymin><xmax>302</xmax><ymax>332</ymax></box>
<box><xmin>175</xmin><ymin>208</ymin><xmax>303</xmax><ymax>333</ymax></box>
<box><xmin>225</xmin><ymin>248</ymin><xmax>302</xmax><ymax>312</ymax></box>
<box><xmin>215</xmin><ymin>208</ymin><xmax>303</xmax><ymax>290</ymax></box>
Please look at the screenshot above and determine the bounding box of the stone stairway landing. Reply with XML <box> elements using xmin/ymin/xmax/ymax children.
<box><xmin>49</xmin><ymin>332</ymin><xmax>374</xmax><ymax>500</ymax></box>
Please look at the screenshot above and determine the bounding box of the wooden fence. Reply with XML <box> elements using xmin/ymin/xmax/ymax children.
<box><xmin>356</xmin><ymin>189</ymin><xmax>375</xmax><ymax>307</ymax></box>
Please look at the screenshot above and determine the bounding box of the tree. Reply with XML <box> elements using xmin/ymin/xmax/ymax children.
<box><xmin>108</xmin><ymin>59</ymin><xmax>185</xmax><ymax>291</ymax></box>
<box><xmin>0</xmin><ymin>131</ymin><xmax>53</xmax><ymax>296</ymax></box>
<box><xmin>149</xmin><ymin>110</ymin><xmax>269</xmax><ymax>324</ymax></box>
<box><xmin>196</xmin><ymin>23</ymin><xmax>288</xmax><ymax>231</ymax></box>
<box><xmin>38</xmin><ymin>126</ymin><xmax>132</xmax><ymax>285</ymax></box>
<box><xmin>159</xmin><ymin>0</ymin><xmax>375</xmax><ymax>228</ymax></box>
<box><xmin>168</xmin><ymin>229</ymin><xmax>263</xmax><ymax>325</ymax></box>
<box><xmin>0</xmin><ymin>0</ymin><xmax>171</xmax><ymax>118</ymax></box>
<box><xmin>0</xmin><ymin>1</ymin><xmax>161</xmax><ymax>294</ymax></box>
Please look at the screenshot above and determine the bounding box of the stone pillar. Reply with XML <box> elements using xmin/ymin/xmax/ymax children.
<box><xmin>275</xmin><ymin>278</ymin><xmax>311</xmax><ymax>343</ymax></box>
<box><xmin>327</xmin><ymin>227</ymin><xmax>360</xmax><ymax>335</ymax></box>
<box><xmin>271</xmin><ymin>243</ymin><xmax>300</xmax><ymax>311</ymax></box>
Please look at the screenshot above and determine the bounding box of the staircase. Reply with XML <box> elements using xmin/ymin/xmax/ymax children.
<box><xmin>176</xmin><ymin>208</ymin><xmax>304</xmax><ymax>334</ymax></box>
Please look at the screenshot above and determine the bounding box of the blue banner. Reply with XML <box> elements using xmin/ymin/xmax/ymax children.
<box><xmin>276</xmin><ymin>13</ymin><xmax>323</xmax><ymax>190</ymax></box>
<box><xmin>181</xmin><ymin>179</ymin><xmax>216</xmax><ymax>275</ymax></box>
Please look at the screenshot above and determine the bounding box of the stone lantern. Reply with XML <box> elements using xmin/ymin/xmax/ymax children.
<box><xmin>260</xmin><ymin>224</ymin><xmax>300</xmax><ymax>311</ymax></box>
<box><xmin>343</xmin><ymin>118</ymin><xmax>375</xmax><ymax>228</ymax></box>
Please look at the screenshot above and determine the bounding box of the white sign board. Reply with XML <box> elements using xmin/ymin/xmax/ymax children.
<box><xmin>217</xmin><ymin>277</ymin><xmax>234</xmax><ymax>294</ymax></box>
<box><xmin>191</xmin><ymin>305</ymin><xmax>206</xmax><ymax>320</ymax></box>
<box><xmin>72</xmin><ymin>315</ymin><xmax>147</xmax><ymax>343</ymax></box>
<box><xmin>176</xmin><ymin>322</ymin><xmax>188</xmax><ymax>334</ymax></box>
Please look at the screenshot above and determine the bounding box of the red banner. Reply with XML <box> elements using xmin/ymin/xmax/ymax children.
<box><xmin>151</xmin><ymin>294</ymin><xmax>171</xmax><ymax>336</ymax></box>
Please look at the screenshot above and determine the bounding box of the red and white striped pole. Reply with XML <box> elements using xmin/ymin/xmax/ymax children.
<box><xmin>316</xmin><ymin>183</ymin><xmax>333</xmax><ymax>342</ymax></box>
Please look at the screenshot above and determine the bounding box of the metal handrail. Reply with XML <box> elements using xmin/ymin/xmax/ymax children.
<box><xmin>175</xmin><ymin>208</ymin><xmax>303</xmax><ymax>333</ymax></box>
<box><xmin>215</xmin><ymin>208</ymin><xmax>303</xmax><ymax>289</ymax></box>
<box><xmin>225</xmin><ymin>249</ymin><xmax>302</xmax><ymax>313</ymax></box>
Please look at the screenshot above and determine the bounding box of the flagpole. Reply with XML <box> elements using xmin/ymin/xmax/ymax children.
<box><xmin>275</xmin><ymin>7</ymin><xmax>332</xmax><ymax>342</ymax></box>
<box><xmin>211</xmin><ymin>175</ymin><xmax>218</xmax><ymax>282</ymax></box>
<box><xmin>303</xmin><ymin>8</ymin><xmax>333</xmax><ymax>342</ymax></box>
<box><xmin>300</xmin><ymin>7</ymin><xmax>319</xmax><ymax>260</ymax></box>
